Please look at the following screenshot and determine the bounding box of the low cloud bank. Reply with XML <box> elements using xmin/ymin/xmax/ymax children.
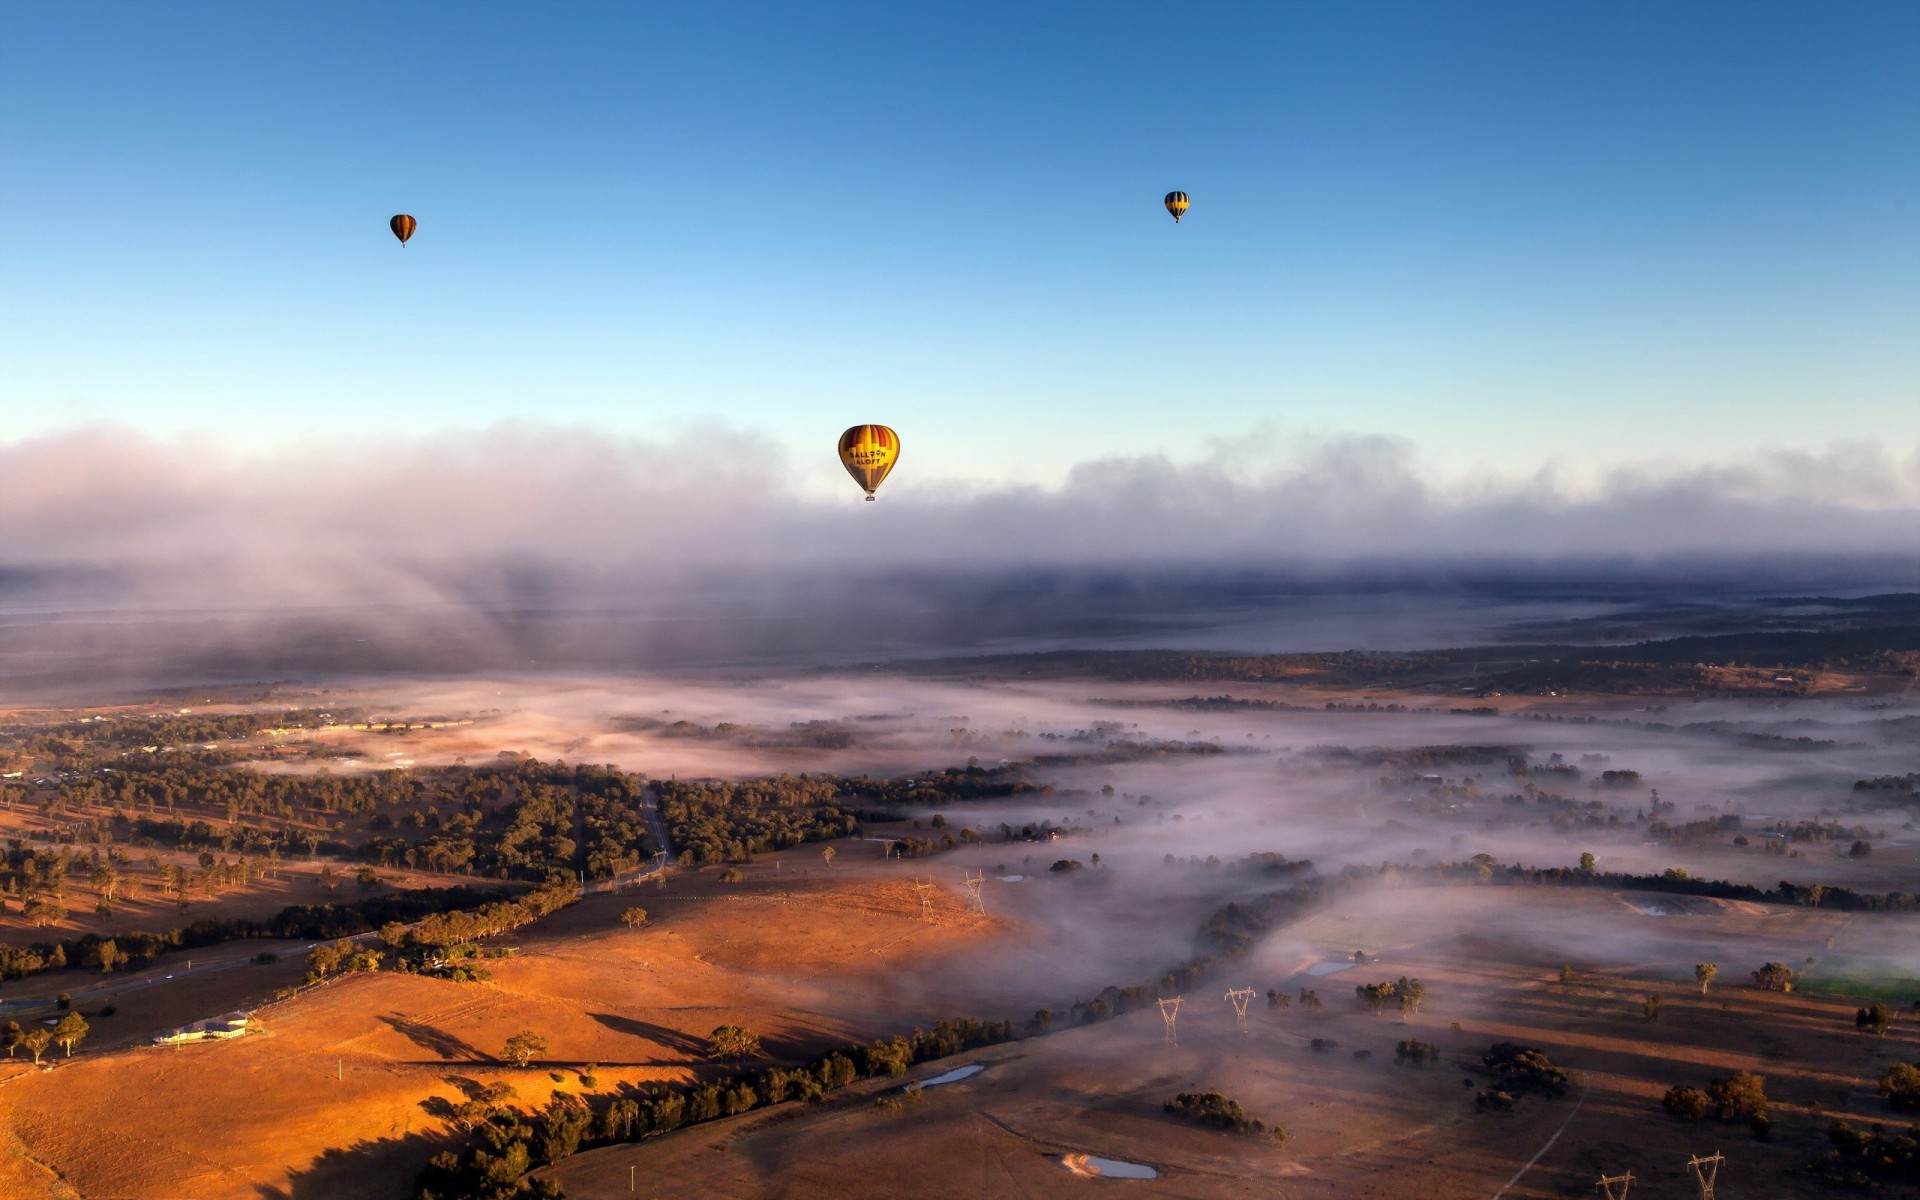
<box><xmin>0</xmin><ymin>424</ymin><xmax>1917</xmax><ymax>615</ymax></box>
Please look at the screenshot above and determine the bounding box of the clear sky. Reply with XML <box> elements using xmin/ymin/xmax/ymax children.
<box><xmin>3</xmin><ymin>1</ymin><xmax>1916</xmax><ymax>493</ymax></box>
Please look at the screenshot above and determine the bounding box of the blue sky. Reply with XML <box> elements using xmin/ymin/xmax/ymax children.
<box><xmin>3</xmin><ymin>1</ymin><xmax>1916</xmax><ymax>493</ymax></box>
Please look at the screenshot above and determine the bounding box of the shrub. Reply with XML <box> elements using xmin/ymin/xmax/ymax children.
<box><xmin>1163</xmin><ymin>1092</ymin><xmax>1283</xmax><ymax>1138</ymax></box>
<box><xmin>1662</xmin><ymin>1085</ymin><xmax>1711</xmax><ymax>1120</ymax></box>
<box><xmin>1880</xmin><ymin>1061</ymin><xmax>1920</xmax><ymax>1111</ymax></box>
<box><xmin>1480</xmin><ymin>1043</ymin><xmax>1568</xmax><ymax>1097</ymax></box>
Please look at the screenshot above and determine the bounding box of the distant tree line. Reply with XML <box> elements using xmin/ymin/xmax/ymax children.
<box><xmin>0</xmin><ymin>884</ymin><xmax>516</xmax><ymax>982</ymax></box>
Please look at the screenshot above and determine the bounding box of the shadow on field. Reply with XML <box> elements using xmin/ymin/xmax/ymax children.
<box><xmin>259</xmin><ymin>1129</ymin><xmax>444</xmax><ymax>1199</ymax></box>
<box><xmin>383</xmin><ymin>1013</ymin><xmax>488</xmax><ymax>1061</ymax></box>
<box><xmin>589</xmin><ymin>1010</ymin><xmax>706</xmax><ymax>1054</ymax></box>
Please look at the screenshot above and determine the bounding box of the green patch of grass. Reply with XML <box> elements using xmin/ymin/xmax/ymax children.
<box><xmin>1796</xmin><ymin>955</ymin><xmax>1920</xmax><ymax>1002</ymax></box>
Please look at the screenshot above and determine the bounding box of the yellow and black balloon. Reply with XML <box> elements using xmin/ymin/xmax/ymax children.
<box><xmin>838</xmin><ymin>425</ymin><xmax>899</xmax><ymax>501</ymax></box>
<box><xmin>390</xmin><ymin>214</ymin><xmax>417</xmax><ymax>246</ymax></box>
<box><xmin>1163</xmin><ymin>191</ymin><xmax>1189</xmax><ymax>223</ymax></box>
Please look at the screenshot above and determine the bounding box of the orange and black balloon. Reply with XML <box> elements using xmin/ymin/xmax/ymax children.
<box><xmin>390</xmin><ymin>214</ymin><xmax>417</xmax><ymax>246</ymax></box>
<box><xmin>1163</xmin><ymin>191</ymin><xmax>1189</xmax><ymax>223</ymax></box>
<box><xmin>838</xmin><ymin>425</ymin><xmax>899</xmax><ymax>501</ymax></box>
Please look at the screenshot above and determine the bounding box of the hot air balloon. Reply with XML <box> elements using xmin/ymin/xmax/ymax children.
<box><xmin>838</xmin><ymin>425</ymin><xmax>899</xmax><ymax>501</ymax></box>
<box><xmin>1163</xmin><ymin>191</ymin><xmax>1189</xmax><ymax>223</ymax></box>
<box><xmin>390</xmin><ymin>214</ymin><xmax>417</xmax><ymax>246</ymax></box>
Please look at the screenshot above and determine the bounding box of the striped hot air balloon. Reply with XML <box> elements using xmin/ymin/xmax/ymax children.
<box><xmin>838</xmin><ymin>425</ymin><xmax>899</xmax><ymax>501</ymax></box>
<box><xmin>1163</xmin><ymin>191</ymin><xmax>1189</xmax><ymax>223</ymax></box>
<box><xmin>390</xmin><ymin>214</ymin><xmax>417</xmax><ymax>246</ymax></box>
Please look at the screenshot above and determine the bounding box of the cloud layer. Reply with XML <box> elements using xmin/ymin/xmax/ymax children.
<box><xmin>2</xmin><ymin>424</ymin><xmax>1918</xmax><ymax>612</ymax></box>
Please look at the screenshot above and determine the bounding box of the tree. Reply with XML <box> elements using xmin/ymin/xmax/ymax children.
<box><xmin>501</xmin><ymin>1031</ymin><xmax>549</xmax><ymax>1067</ymax></box>
<box><xmin>620</xmin><ymin>907</ymin><xmax>648</xmax><ymax>928</ymax></box>
<box><xmin>1355</xmin><ymin>981</ymin><xmax>1397</xmax><ymax>1015</ymax></box>
<box><xmin>1880</xmin><ymin>1061</ymin><xmax>1920</xmax><ymax>1110</ymax></box>
<box><xmin>1579</xmin><ymin>852</ymin><xmax>1596</xmax><ymax>872</ymax></box>
<box><xmin>1706</xmin><ymin>1071</ymin><xmax>1768</xmax><ymax>1120</ymax></box>
<box><xmin>306</xmin><ymin>941</ymin><xmax>347</xmax><ymax>981</ymax></box>
<box><xmin>1857</xmin><ymin>1002</ymin><xmax>1892</xmax><ymax>1037</ymax></box>
<box><xmin>95</xmin><ymin>939</ymin><xmax>124</xmax><ymax>973</ymax></box>
<box><xmin>1662</xmin><ymin>1085</ymin><xmax>1711</xmax><ymax>1120</ymax></box>
<box><xmin>1397</xmin><ymin>977</ymin><xmax>1426</xmax><ymax>1019</ymax></box>
<box><xmin>707</xmin><ymin>1024</ymin><xmax>760</xmax><ymax>1066</ymax></box>
<box><xmin>1643</xmin><ymin>994</ymin><xmax>1662</xmax><ymax>1022</ymax></box>
<box><xmin>21</xmin><ymin>1029</ymin><xmax>52</xmax><ymax>1065</ymax></box>
<box><xmin>53</xmin><ymin>1012</ymin><xmax>88</xmax><ymax>1058</ymax></box>
<box><xmin>1695</xmin><ymin>963</ymin><xmax>1718</xmax><ymax>995</ymax></box>
<box><xmin>1751</xmin><ymin>962</ymin><xmax>1795</xmax><ymax>992</ymax></box>
<box><xmin>820</xmin><ymin>845</ymin><xmax>836</xmax><ymax>868</ymax></box>
<box><xmin>1</xmin><ymin>1021</ymin><xmax>20</xmax><ymax>1058</ymax></box>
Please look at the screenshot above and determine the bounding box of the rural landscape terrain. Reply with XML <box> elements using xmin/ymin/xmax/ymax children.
<box><xmin>1</xmin><ymin>592</ymin><xmax>1919</xmax><ymax>1198</ymax></box>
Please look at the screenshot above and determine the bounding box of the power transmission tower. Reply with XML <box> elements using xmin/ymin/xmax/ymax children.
<box><xmin>1686</xmin><ymin>1152</ymin><xmax>1723</xmax><ymax>1200</ymax></box>
<box><xmin>913</xmin><ymin>877</ymin><xmax>935</xmax><ymax>922</ymax></box>
<box><xmin>1224</xmin><ymin>987</ymin><xmax>1254</xmax><ymax>1033</ymax></box>
<box><xmin>1157</xmin><ymin>996</ymin><xmax>1182</xmax><ymax>1045</ymax></box>
<box><xmin>1597</xmin><ymin>1172</ymin><xmax>1634</xmax><ymax>1200</ymax></box>
<box><xmin>962</xmin><ymin>871</ymin><xmax>986</xmax><ymax>913</ymax></box>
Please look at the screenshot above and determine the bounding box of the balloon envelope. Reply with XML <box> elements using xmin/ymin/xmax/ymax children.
<box><xmin>1163</xmin><ymin>191</ymin><xmax>1189</xmax><ymax>223</ymax></box>
<box><xmin>838</xmin><ymin>425</ymin><xmax>899</xmax><ymax>500</ymax></box>
<box><xmin>390</xmin><ymin>214</ymin><xmax>417</xmax><ymax>245</ymax></box>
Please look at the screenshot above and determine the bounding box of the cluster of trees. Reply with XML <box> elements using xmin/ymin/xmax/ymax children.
<box><xmin>1857</xmin><ymin>1002</ymin><xmax>1894</xmax><ymax>1036</ymax></box>
<box><xmin>1353</xmin><ymin>977</ymin><xmax>1426</xmax><ymax>1018</ymax></box>
<box><xmin>1660</xmin><ymin>1072</ymin><xmax>1769</xmax><ymax>1133</ymax></box>
<box><xmin>414</xmin><ymin>1017</ymin><xmax>1017</xmax><ymax>1200</ymax></box>
<box><xmin>1308</xmin><ymin>743</ymin><xmax>1524</xmax><ymax>769</ymax></box>
<box><xmin>574</xmin><ymin>764</ymin><xmax>655</xmax><ymax>880</ymax></box>
<box><xmin>0</xmin><ymin>882</ymin><xmax>521</xmax><ymax>986</ymax></box>
<box><xmin>1404</xmin><ymin>857</ymin><xmax>1920</xmax><ymax>914</ymax></box>
<box><xmin>1</xmin><ymin>1012</ymin><xmax>89</xmax><ymax>1063</ymax></box>
<box><xmin>656</xmin><ymin>775</ymin><xmax>859</xmax><ymax>866</ymax></box>
<box><xmin>1812</xmin><ymin>1121</ymin><xmax>1920</xmax><ymax>1187</ymax></box>
<box><xmin>1162</xmin><ymin>1092</ymin><xmax>1283</xmax><ymax>1138</ymax></box>
<box><xmin>1477</xmin><ymin>1043</ymin><xmax>1568</xmax><ymax>1111</ymax></box>
<box><xmin>305</xmin><ymin>939</ymin><xmax>382</xmax><ymax>983</ymax></box>
<box><xmin>837</xmin><ymin>764</ymin><xmax>1039</xmax><ymax>807</ymax></box>
<box><xmin>1882</xmin><ymin>1061</ymin><xmax>1920</xmax><ymax>1110</ymax></box>
<box><xmin>1395</xmin><ymin>1038</ymin><xmax>1440</xmax><ymax>1065</ymax></box>
<box><xmin>386</xmin><ymin>878</ymin><xmax>580</xmax><ymax>956</ymax></box>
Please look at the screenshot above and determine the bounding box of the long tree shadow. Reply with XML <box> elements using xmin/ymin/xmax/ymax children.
<box><xmin>382</xmin><ymin>1013</ymin><xmax>488</xmax><ymax>1061</ymax></box>
<box><xmin>589</xmin><ymin>1011</ymin><xmax>707</xmax><ymax>1054</ymax></box>
<box><xmin>260</xmin><ymin>1129</ymin><xmax>453</xmax><ymax>1200</ymax></box>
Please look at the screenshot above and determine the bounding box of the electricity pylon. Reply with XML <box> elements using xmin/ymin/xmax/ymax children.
<box><xmin>1158</xmin><ymin>996</ymin><xmax>1182</xmax><ymax>1045</ymax></box>
<box><xmin>1597</xmin><ymin>1172</ymin><xmax>1634</xmax><ymax>1200</ymax></box>
<box><xmin>1686</xmin><ymin>1152</ymin><xmax>1723</xmax><ymax>1200</ymax></box>
<box><xmin>962</xmin><ymin>871</ymin><xmax>985</xmax><ymax>913</ymax></box>
<box><xmin>1224</xmin><ymin>987</ymin><xmax>1254</xmax><ymax>1032</ymax></box>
